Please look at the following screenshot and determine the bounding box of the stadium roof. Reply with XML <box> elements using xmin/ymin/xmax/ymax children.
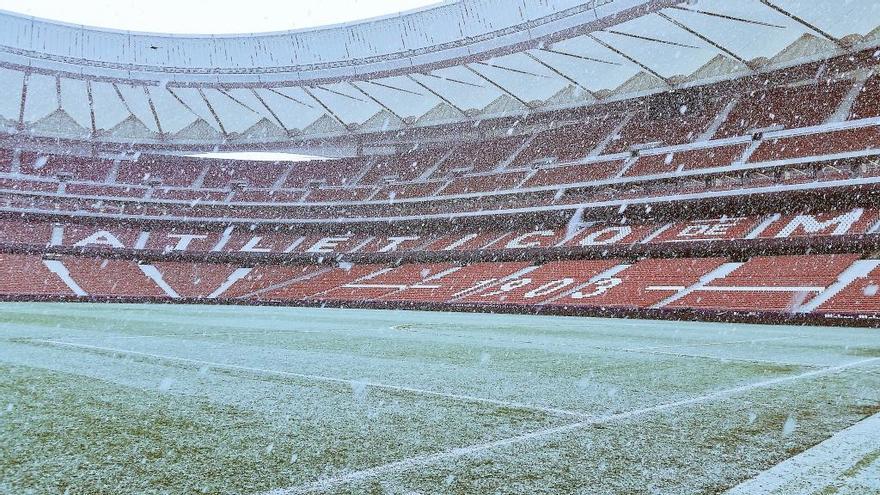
<box><xmin>0</xmin><ymin>0</ymin><xmax>877</xmax><ymax>148</ymax></box>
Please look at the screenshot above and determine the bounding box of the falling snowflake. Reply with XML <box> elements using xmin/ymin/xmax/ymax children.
<box><xmin>782</xmin><ymin>414</ymin><xmax>797</xmax><ymax>437</ymax></box>
<box><xmin>158</xmin><ymin>377</ymin><xmax>175</xmax><ymax>392</ymax></box>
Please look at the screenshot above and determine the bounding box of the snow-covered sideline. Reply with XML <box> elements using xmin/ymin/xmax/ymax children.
<box><xmin>726</xmin><ymin>412</ymin><xmax>880</xmax><ymax>495</ymax></box>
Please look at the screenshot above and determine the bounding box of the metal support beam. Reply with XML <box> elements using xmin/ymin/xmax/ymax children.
<box><xmin>656</xmin><ymin>11</ymin><xmax>756</xmax><ymax>72</ymax></box>
<box><xmin>243</xmin><ymin>88</ymin><xmax>292</xmax><ymax>134</ymax></box>
<box><xmin>537</xmin><ymin>47</ymin><xmax>620</xmax><ymax>66</ymax></box>
<box><xmin>760</xmin><ymin>0</ymin><xmax>844</xmax><ymax>49</ymax></box>
<box><xmin>349</xmin><ymin>81</ymin><xmax>407</xmax><ymax>123</ymax></box>
<box><xmin>265</xmin><ymin>88</ymin><xmax>317</xmax><ymax>110</ymax></box>
<box><xmin>463</xmin><ymin>64</ymin><xmax>532</xmax><ymax>109</ymax></box>
<box><xmin>300</xmin><ymin>86</ymin><xmax>353</xmax><ymax>132</ymax></box>
<box><xmin>405</xmin><ymin>74</ymin><xmax>469</xmax><ymax>117</ymax></box>
<box><xmin>196</xmin><ymin>88</ymin><xmax>229</xmax><ymax>137</ymax></box>
<box><xmin>587</xmin><ymin>33</ymin><xmax>673</xmax><ymax>88</ymax></box>
<box><xmin>523</xmin><ymin>51</ymin><xmax>598</xmax><ymax>101</ymax></box>
<box><xmin>364</xmin><ymin>80</ymin><xmax>425</xmax><ymax>98</ymax></box>
<box><xmin>142</xmin><ymin>84</ymin><xmax>164</xmax><ymax>136</ymax></box>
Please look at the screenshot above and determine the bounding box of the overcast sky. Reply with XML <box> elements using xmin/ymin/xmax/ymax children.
<box><xmin>0</xmin><ymin>0</ymin><xmax>442</xmax><ymax>34</ymax></box>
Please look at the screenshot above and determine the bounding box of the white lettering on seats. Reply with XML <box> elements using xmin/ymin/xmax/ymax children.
<box><xmin>579</xmin><ymin>227</ymin><xmax>632</xmax><ymax>246</ymax></box>
<box><xmin>774</xmin><ymin>209</ymin><xmax>864</xmax><ymax>238</ymax></box>
<box><xmin>450</xmin><ymin>279</ymin><xmax>498</xmax><ymax>298</ymax></box>
<box><xmin>307</xmin><ymin>236</ymin><xmax>351</xmax><ymax>253</ymax></box>
<box><xmin>379</xmin><ymin>236</ymin><xmax>420</xmax><ymax>253</ymax></box>
<box><xmin>569</xmin><ymin>278</ymin><xmax>622</xmax><ymax>299</ymax></box>
<box><xmin>443</xmin><ymin>234</ymin><xmax>479</xmax><ymax>251</ymax></box>
<box><xmin>481</xmin><ymin>278</ymin><xmax>533</xmax><ymax>297</ymax></box>
<box><xmin>678</xmin><ymin>221</ymin><xmax>737</xmax><ymax>238</ymax></box>
<box><xmin>49</xmin><ymin>225</ymin><xmax>64</xmax><ymax>246</ymax></box>
<box><xmin>166</xmin><ymin>234</ymin><xmax>208</xmax><ymax>251</ymax></box>
<box><xmin>240</xmin><ymin>236</ymin><xmax>272</xmax><ymax>253</ymax></box>
<box><xmin>283</xmin><ymin>236</ymin><xmax>306</xmax><ymax>253</ymax></box>
<box><xmin>505</xmin><ymin>231</ymin><xmax>555</xmax><ymax>249</ymax></box>
<box><xmin>73</xmin><ymin>230</ymin><xmax>125</xmax><ymax>249</ymax></box>
<box><xmin>523</xmin><ymin>278</ymin><xmax>576</xmax><ymax>299</ymax></box>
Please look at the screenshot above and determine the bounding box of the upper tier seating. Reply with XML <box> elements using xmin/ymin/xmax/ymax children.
<box><xmin>0</xmin><ymin>73</ymin><xmax>876</xmax><ymax>224</ymax></box>
<box><xmin>604</xmin><ymin>100</ymin><xmax>723</xmax><ymax>153</ymax></box>
<box><xmin>714</xmin><ymin>82</ymin><xmax>850</xmax><ymax>139</ymax></box>
<box><xmin>749</xmin><ymin>126</ymin><xmax>880</xmax><ymax>163</ymax></box>
<box><xmin>512</xmin><ymin>118</ymin><xmax>617</xmax><ymax>166</ymax></box>
<box><xmin>429</xmin><ymin>136</ymin><xmax>527</xmax><ymax>178</ymax></box>
<box><xmin>850</xmin><ymin>73</ymin><xmax>880</xmax><ymax>120</ymax></box>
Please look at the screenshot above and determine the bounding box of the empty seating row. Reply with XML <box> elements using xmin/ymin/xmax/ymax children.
<box><xmin>2</xmin><ymin>253</ymin><xmax>875</xmax><ymax>315</ymax></box>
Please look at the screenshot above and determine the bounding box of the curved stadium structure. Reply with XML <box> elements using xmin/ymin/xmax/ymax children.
<box><xmin>1</xmin><ymin>0</ymin><xmax>880</xmax><ymax>325</ymax></box>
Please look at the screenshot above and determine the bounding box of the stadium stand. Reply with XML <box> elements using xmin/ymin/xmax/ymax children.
<box><xmin>1</xmin><ymin>3</ymin><xmax>879</xmax><ymax>325</ymax></box>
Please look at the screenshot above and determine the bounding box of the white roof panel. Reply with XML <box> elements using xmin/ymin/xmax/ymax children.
<box><xmin>59</xmin><ymin>78</ymin><xmax>93</xmax><ymax>131</ymax></box>
<box><xmin>146</xmin><ymin>86</ymin><xmax>200</xmax><ymax>134</ymax></box>
<box><xmin>116</xmin><ymin>83</ymin><xmax>161</xmax><ymax>132</ymax></box>
<box><xmin>254</xmin><ymin>87</ymin><xmax>327</xmax><ymax>131</ymax></box>
<box><xmin>90</xmin><ymin>81</ymin><xmax>131</xmax><ymax>131</ymax></box>
<box><xmin>22</xmin><ymin>73</ymin><xmax>58</xmax><ymax>124</ymax></box>
<box><xmin>0</xmin><ymin>67</ymin><xmax>23</xmax><ymax>122</ymax></box>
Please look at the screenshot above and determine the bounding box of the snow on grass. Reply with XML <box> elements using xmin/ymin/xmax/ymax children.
<box><xmin>0</xmin><ymin>303</ymin><xmax>878</xmax><ymax>494</ymax></box>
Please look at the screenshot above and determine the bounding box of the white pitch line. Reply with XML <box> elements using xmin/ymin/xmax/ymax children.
<box><xmin>261</xmin><ymin>356</ymin><xmax>880</xmax><ymax>495</ymax></box>
<box><xmin>724</xmin><ymin>412</ymin><xmax>880</xmax><ymax>494</ymax></box>
<box><xmin>26</xmin><ymin>339</ymin><xmax>591</xmax><ymax>420</ymax></box>
<box><xmin>611</xmin><ymin>346</ymin><xmax>815</xmax><ymax>368</ymax></box>
<box><xmin>626</xmin><ymin>336</ymin><xmax>803</xmax><ymax>352</ymax></box>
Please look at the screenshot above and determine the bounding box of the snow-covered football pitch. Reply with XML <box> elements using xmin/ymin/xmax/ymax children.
<box><xmin>1</xmin><ymin>303</ymin><xmax>878</xmax><ymax>495</ymax></box>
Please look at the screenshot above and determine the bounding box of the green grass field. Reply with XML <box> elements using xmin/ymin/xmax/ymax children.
<box><xmin>1</xmin><ymin>303</ymin><xmax>879</xmax><ymax>494</ymax></box>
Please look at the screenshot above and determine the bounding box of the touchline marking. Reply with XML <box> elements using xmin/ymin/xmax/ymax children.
<box><xmin>626</xmin><ymin>336</ymin><xmax>803</xmax><ymax>352</ymax></box>
<box><xmin>613</xmin><ymin>346</ymin><xmax>813</xmax><ymax>368</ymax></box>
<box><xmin>27</xmin><ymin>339</ymin><xmax>591</xmax><ymax>420</ymax></box>
<box><xmin>260</xmin><ymin>356</ymin><xmax>880</xmax><ymax>495</ymax></box>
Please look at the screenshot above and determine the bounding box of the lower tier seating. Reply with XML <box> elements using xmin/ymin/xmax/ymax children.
<box><xmin>3</xmin><ymin>253</ymin><xmax>878</xmax><ymax>316</ymax></box>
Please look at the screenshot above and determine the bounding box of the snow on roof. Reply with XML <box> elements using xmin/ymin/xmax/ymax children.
<box><xmin>0</xmin><ymin>0</ymin><xmax>878</xmax><ymax>146</ymax></box>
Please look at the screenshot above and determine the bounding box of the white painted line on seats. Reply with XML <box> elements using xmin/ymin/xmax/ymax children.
<box><xmin>133</xmin><ymin>231</ymin><xmax>151</xmax><ymax>250</ymax></box>
<box><xmin>260</xmin><ymin>356</ymin><xmax>880</xmax><ymax>495</ymax></box>
<box><xmin>49</xmin><ymin>225</ymin><xmax>64</xmax><ymax>246</ymax></box>
<box><xmin>745</xmin><ymin>213</ymin><xmax>781</xmax><ymax>239</ymax></box>
<box><xmin>797</xmin><ymin>260</ymin><xmax>880</xmax><ymax>314</ymax></box>
<box><xmin>208</xmin><ymin>267</ymin><xmax>254</xmax><ymax>299</ymax></box>
<box><xmin>692</xmin><ymin>286</ymin><xmax>825</xmax><ymax>293</ymax></box>
<box><xmin>27</xmin><ymin>339</ymin><xmax>591</xmax><ymax>420</ymax></box>
<box><xmin>211</xmin><ymin>225</ymin><xmax>236</xmax><ymax>252</ymax></box>
<box><xmin>238</xmin><ymin>267</ymin><xmax>332</xmax><ymax>299</ymax></box>
<box><xmin>639</xmin><ymin>223</ymin><xmax>674</xmax><ymax>244</ymax></box>
<box><xmin>42</xmin><ymin>260</ymin><xmax>87</xmax><ymax>297</ymax></box>
<box><xmin>725</xmin><ymin>412</ymin><xmax>880</xmax><ymax>495</ymax></box>
<box><xmin>650</xmin><ymin>262</ymin><xmax>744</xmax><ymax>309</ymax></box>
<box><xmin>138</xmin><ymin>264</ymin><xmax>181</xmax><ymax>298</ymax></box>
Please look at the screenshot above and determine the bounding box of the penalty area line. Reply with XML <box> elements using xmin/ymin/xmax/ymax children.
<box><xmin>261</xmin><ymin>355</ymin><xmax>880</xmax><ymax>495</ymax></box>
<box><xmin>25</xmin><ymin>338</ymin><xmax>591</xmax><ymax>420</ymax></box>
